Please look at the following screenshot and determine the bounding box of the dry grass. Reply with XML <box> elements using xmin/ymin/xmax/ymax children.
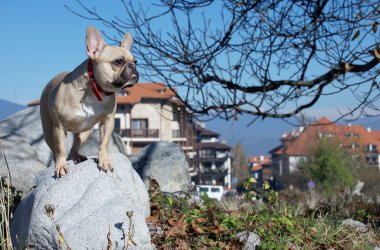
<box><xmin>0</xmin><ymin>177</ymin><xmax>13</xmax><ymax>250</ymax></box>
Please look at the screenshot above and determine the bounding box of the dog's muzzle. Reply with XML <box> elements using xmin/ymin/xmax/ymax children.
<box><xmin>113</xmin><ymin>64</ymin><xmax>139</xmax><ymax>88</ymax></box>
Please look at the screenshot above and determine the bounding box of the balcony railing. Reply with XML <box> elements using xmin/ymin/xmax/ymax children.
<box><xmin>114</xmin><ymin>128</ymin><xmax>159</xmax><ymax>138</ymax></box>
<box><xmin>200</xmin><ymin>167</ymin><xmax>228</xmax><ymax>176</ymax></box>
<box><xmin>172</xmin><ymin>129</ymin><xmax>183</xmax><ymax>138</ymax></box>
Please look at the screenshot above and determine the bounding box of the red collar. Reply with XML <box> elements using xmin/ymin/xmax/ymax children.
<box><xmin>87</xmin><ymin>60</ymin><xmax>113</xmax><ymax>102</ymax></box>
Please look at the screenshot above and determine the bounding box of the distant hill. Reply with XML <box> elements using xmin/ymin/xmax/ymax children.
<box><xmin>206</xmin><ymin>115</ymin><xmax>295</xmax><ymax>157</ymax></box>
<box><xmin>348</xmin><ymin>116</ymin><xmax>380</xmax><ymax>130</ymax></box>
<box><xmin>0</xmin><ymin>99</ymin><xmax>25</xmax><ymax>121</ymax></box>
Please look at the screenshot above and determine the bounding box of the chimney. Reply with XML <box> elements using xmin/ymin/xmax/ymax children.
<box><xmin>367</xmin><ymin>127</ymin><xmax>372</xmax><ymax>133</ymax></box>
<box><xmin>299</xmin><ymin>126</ymin><xmax>304</xmax><ymax>133</ymax></box>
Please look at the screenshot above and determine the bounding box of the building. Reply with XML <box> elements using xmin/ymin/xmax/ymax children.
<box><xmin>270</xmin><ymin>117</ymin><xmax>380</xmax><ymax>177</ymax></box>
<box><xmin>194</xmin><ymin>124</ymin><xmax>232</xmax><ymax>188</ymax></box>
<box><xmin>248</xmin><ymin>155</ymin><xmax>272</xmax><ymax>183</ymax></box>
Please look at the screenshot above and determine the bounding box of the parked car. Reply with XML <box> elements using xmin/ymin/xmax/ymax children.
<box><xmin>196</xmin><ymin>185</ymin><xmax>224</xmax><ymax>201</ymax></box>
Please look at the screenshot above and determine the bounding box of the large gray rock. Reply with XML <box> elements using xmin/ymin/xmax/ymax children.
<box><xmin>0</xmin><ymin>106</ymin><xmax>127</xmax><ymax>168</ymax></box>
<box><xmin>0</xmin><ymin>107</ymin><xmax>51</xmax><ymax>165</ymax></box>
<box><xmin>0</xmin><ymin>135</ymin><xmax>46</xmax><ymax>194</ymax></box>
<box><xmin>130</xmin><ymin>141</ymin><xmax>190</xmax><ymax>193</ymax></box>
<box><xmin>10</xmin><ymin>153</ymin><xmax>153</xmax><ymax>249</ymax></box>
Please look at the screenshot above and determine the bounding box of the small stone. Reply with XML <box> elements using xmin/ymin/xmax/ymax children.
<box><xmin>236</xmin><ymin>231</ymin><xmax>261</xmax><ymax>249</ymax></box>
<box><xmin>342</xmin><ymin>219</ymin><xmax>368</xmax><ymax>233</ymax></box>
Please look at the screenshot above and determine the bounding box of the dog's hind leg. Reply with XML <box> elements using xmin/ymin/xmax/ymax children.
<box><xmin>40</xmin><ymin>104</ymin><xmax>55</xmax><ymax>156</ymax></box>
<box><xmin>68</xmin><ymin>130</ymin><xmax>92</xmax><ymax>164</ymax></box>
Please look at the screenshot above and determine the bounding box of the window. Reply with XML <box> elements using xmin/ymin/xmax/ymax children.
<box><xmin>367</xmin><ymin>144</ymin><xmax>377</xmax><ymax>152</ymax></box>
<box><xmin>117</xmin><ymin>104</ymin><xmax>125</xmax><ymax>111</ymax></box>
<box><xmin>114</xmin><ymin>118</ymin><xmax>121</xmax><ymax>129</ymax></box>
<box><xmin>173</xmin><ymin>109</ymin><xmax>179</xmax><ymax>121</ymax></box>
<box><xmin>132</xmin><ymin>119</ymin><xmax>148</xmax><ymax>129</ymax></box>
<box><xmin>344</xmin><ymin>132</ymin><xmax>359</xmax><ymax>138</ymax></box>
<box><xmin>325</xmin><ymin>132</ymin><xmax>336</xmax><ymax>138</ymax></box>
<box><xmin>211</xmin><ymin>187</ymin><xmax>221</xmax><ymax>193</ymax></box>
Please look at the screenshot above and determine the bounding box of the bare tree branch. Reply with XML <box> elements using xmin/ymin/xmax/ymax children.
<box><xmin>66</xmin><ymin>0</ymin><xmax>380</xmax><ymax>122</ymax></box>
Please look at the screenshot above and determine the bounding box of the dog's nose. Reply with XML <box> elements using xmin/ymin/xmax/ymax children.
<box><xmin>128</xmin><ymin>63</ymin><xmax>136</xmax><ymax>70</ymax></box>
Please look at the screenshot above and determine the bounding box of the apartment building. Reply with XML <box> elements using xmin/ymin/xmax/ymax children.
<box><xmin>194</xmin><ymin>124</ymin><xmax>232</xmax><ymax>188</ymax></box>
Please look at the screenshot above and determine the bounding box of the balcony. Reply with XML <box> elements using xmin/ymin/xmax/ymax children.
<box><xmin>200</xmin><ymin>167</ymin><xmax>228</xmax><ymax>176</ymax></box>
<box><xmin>114</xmin><ymin>128</ymin><xmax>159</xmax><ymax>138</ymax></box>
<box><xmin>199</xmin><ymin>153</ymin><xmax>228</xmax><ymax>162</ymax></box>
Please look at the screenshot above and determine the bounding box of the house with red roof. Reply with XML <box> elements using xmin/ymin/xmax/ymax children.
<box><xmin>270</xmin><ymin>117</ymin><xmax>380</xmax><ymax>177</ymax></box>
<box><xmin>248</xmin><ymin>155</ymin><xmax>272</xmax><ymax>183</ymax></box>
<box><xmin>113</xmin><ymin>83</ymin><xmax>195</xmax><ymax>155</ymax></box>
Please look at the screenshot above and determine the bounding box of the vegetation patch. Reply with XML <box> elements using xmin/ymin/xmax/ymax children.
<box><xmin>147</xmin><ymin>178</ymin><xmax>380</xmax><ymax>249</ymax></box>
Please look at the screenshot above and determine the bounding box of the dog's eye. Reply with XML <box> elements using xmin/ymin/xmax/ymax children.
<box><xmin>113</xmin><ymin>59</ymin><xmax>125</xmax><ymax>66</ymax></box>
<box><xmin>133</xmin><ymin>59</ymin><xmax>137</xmax><ymax>64</ymax></box>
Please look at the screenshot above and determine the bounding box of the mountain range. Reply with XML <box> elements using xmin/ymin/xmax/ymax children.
<box><xmin>0</xmin><ymin>99</ymin><xmax>25</xmax><ymax>121</ymax></box>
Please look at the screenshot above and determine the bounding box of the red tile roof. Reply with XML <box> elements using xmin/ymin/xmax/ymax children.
<box><xmin>248</xmin><ymin>155</ymin><xmax>271</xmax><ymax>164</ymax></box>
<box><xmin>27</xmin><ymin>82</ymin><xmax>178</xmax><ymax>106</ymax></box>
<box><xmin>249</xmin><ymin>155</ymin><xmax>272</xmax><ymax>171</ymax></box>
<box><xmin>117</xmin><ymin>82</ymin><xmax>177</xmax><ymax>104</ymax></box>
<box><xmin>273</xmin><ymin>117</ymin><xmax>380</xmax><ymax>156</ymax></box>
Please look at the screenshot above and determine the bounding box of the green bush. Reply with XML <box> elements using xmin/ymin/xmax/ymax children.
<box><xmin>298</xmin><ymin>137</ymin><xmax>357</xmax><ymax>196</ymax></box>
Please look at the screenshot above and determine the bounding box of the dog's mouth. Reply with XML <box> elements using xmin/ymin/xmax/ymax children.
<box><xmin>113</xmin><ymin>73</ymin><xmax>139</xmax><ymax>89</ymax></box>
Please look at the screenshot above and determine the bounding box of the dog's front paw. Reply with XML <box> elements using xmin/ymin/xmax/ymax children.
<box><xmin>98</xmin><ymin>151</ymin><xmax>113</xmax><ymax>172</ymax></box>
<box><xmin>55</xmin><ymin>161</ymin><xmax>69</xmax><ymax>177</ymax></box>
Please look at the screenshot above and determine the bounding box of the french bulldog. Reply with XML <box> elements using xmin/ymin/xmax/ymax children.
<box><xmin>40</xmin><ymin>26</ymin><xmax>138</xmax><ymax>177</ymax></box>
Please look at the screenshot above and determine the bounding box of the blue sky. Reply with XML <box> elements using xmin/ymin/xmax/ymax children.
<box><xmin>0</xmin><ymin>1</ymin><xmax>373</xmax><ymax>120</ymax></box>
<box><xmin>0</xmin><ymin>1</ymin><xmax>131</xmax><ymax>105</ymax></box>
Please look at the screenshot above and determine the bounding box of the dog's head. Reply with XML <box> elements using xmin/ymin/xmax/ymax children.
<box><xmin>86</xmin><ymin>26</ymin><xmax>139</xmax><ymax>92</ymax></box>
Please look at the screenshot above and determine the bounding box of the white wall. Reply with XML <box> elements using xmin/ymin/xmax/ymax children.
<box><xmin>129</xmin><ymin>102</ymin><xmax>181</xmax><ymax>141</ymax></box>
<box><xmin>289</xmin><ymin>156</ymin><xmax>307</xmax><ymax>173</ymax></box>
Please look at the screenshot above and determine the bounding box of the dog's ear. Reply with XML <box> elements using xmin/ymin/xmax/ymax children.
<box><xmin>86</xmin><ymin>26</ymin><xmax>107</xmax><ymax>60</ymax></box>
<box><xmin>120</xmin><ymin>33</ymin><xmax>133</xmax><ymax>51</ymax></box>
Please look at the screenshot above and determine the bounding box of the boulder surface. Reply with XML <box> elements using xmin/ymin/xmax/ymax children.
<box><xmin>10</xmin><ymin>153</ymin><xmax>153</xmax><ymax>249</ymax></box>
<box><xmin>129</xmin><ymin>141</ymin><xmax>190</xmax><ymax>193</ymax></box>
<box><xmin>0</xmin><ymin>135</ymin><xmax>45</xmax><ymax>194</ymax></box>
